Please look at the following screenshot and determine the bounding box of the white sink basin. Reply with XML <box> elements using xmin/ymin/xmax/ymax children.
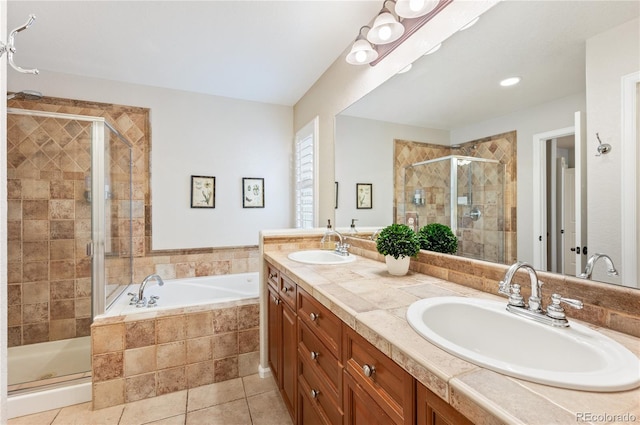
<box><xmin>287</xmin><ymin>250</ymin><xmax>356</xmax><ymax>265</ymax></box>
<box><xmin>406</xmin><ymin>296</ymin><xmax>640</xmax><ymax>392</ymax></box>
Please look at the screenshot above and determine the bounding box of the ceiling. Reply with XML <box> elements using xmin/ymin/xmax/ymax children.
<box><xmin>6</xmin><ymin>1</ymin><xmax>382</xmax><ymax>106</ymax></box>
<box><xmin>341</xmin><ymin>1</ymin><xmax>640</xmax><ymax>130</ymax></box>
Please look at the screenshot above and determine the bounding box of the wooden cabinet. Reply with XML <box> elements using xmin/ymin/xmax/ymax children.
<box><xmin>417</xmin><ymin>383</ymin><xmax>473</xmax><ymax>425</ymax></box>
<box><xmin>265</xmin><ymin>262</ymin><xmax>297</xmax><ymax>420</ymax></box>
<box><xmin>343</xmin><ymin>326</ymin><xmax>415</xmax><ymax>425</ymax></box>
<box><xmin>266</xmin><ymin>260</ymin><xmax>473</xmax><ymax>425</ymax></box>
<box><xmin>297</xmin><ymin>286</ymin><xmax>343</xmax><ymax>425</ymax></box>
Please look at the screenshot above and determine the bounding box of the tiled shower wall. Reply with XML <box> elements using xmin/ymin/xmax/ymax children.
<box><xmin>394</xmin><ymin>131</ymin><xmax>517</xmax><ymax>264</ymax></box>
<box><xmin>7</xmin><ymin>96</ymin><xmax>259</xmax><ymax>348</ymax></box>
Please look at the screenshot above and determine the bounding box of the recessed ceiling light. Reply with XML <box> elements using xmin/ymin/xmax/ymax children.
<box><xmin>398</xmin><ymin>64</ymin><xmax>413</xmax><ymax>74</ymax></box>
<box><xmin>459</xmin><ymin>16</ymin><xmax>479</xmax><ymax>31</ymax></box>
<box><xmin>500</xmin><ymin>77</ymin><xmax>521</xmax><ymax>87</ymax></box>
<box><xmin>424</xmin><ymin>43</ymin><xmax>442</xmax><ymax>55</ymax></box>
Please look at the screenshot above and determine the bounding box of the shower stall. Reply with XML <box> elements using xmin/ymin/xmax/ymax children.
<box><xmin>404</xmin><ymin>155</ymin><xmax>506</xmax><ymax>263</ymax></box>
<box><xmin>6</xmin><ymin>108</ymin><xmax>133</xmax><ymax>409</ymax></box>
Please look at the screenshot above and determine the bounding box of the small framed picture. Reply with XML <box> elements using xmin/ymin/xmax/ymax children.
<box><xmin>335</xmin><ymin>182</ymin><xmax>339</xmax><ymax>209</ymax></box>
<box><xmin>243</xmin><ymin>177</ymin><xmax>264</xmax><ymax>208</ymax></box>
<box><xmin>191</xmin><ymin>175</ymin><xmax>215</xmax><ymax>208</ymax></box>
<box><xmin>356</xmin><ymin>183</ymin><xmax>372</xmax><ymax>209</ymax></box>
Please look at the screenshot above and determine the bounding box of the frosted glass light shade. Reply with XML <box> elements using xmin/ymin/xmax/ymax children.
<box><xmin>367</xmin><ymin>10</ymin><xmax>404</xmax><ymax>44</ymax></box>
<box><xmin>346</xmin><ymin>39</ymin><xmax>378</xmax><ymax>65</ymax></box>
<box><xmin>395</xmin><ymin>0</ymin><xmax>439</xmax><ymax>18</ymax></box>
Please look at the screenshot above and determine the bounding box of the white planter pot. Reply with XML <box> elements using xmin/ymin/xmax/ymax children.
<box><xmin>385</xmin><ymin>255</ymin><xmax>411</xmax><ymax>276</ymax></box>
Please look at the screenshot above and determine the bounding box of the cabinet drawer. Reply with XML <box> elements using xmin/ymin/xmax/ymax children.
<box><xmin>266</xmin><ymin>262</ymin><xmax>279</xmax><ymax>290</ymax></box>
<box><xmin>298</xmin><ymin>320</ymin><xmax>341</xmax><ymax>402</ymax></box>
<box><xmin>299</xmin><ymin>355</ymin><xmax>343</xmax><ymax>425</ymax></box>
<box><xmin>280</xmin><ymin>274</ymin><xmax>297</xmax><ymax>309</ymax></box>
<box><xmin>297</xmin><ymin>288</ymin><xmax>342</xmax><ymax>358</ymax></box>
<box><xmin>343</xmin><ymin>326</ymin><xmax>415</xmax><ymax>425</ymax></box>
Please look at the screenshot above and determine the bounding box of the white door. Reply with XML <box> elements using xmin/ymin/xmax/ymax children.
<box><xmin>574</xmin><ymin>111</ymin><xmax>587</xmax><ymax>276</ymax></box>
<box><xmin>563</xmin><ymin>168</ymin><xmax>576</xmax><ymax>276</ymax></box>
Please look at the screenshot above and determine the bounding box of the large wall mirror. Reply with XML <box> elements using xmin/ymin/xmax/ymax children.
<box><xmin>335</xmin><ymin>1</ymin><xmax>639</xmax><ymax>289</ymax></box>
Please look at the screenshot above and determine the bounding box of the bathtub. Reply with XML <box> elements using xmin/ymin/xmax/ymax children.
<box><xmin>8</xmin><ymin>337</ymin><xmax>92</xmax><ymax>418</ymax></box>
<box><xmin>103</xmin><ymin>272</ymin><xmax>260</xmax><ymax>316</ymax></box>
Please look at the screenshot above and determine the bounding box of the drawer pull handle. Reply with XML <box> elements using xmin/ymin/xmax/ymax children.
<box><xmin>282</xmin><ymin>286</ymin><xmax>289</xmax><ymax>293</ymax></box>
<box><xmin>272</xmin><ymin>296</ymin><xmax>280</xmax><ymax>305</ymax></box>
<box><xmin>269</xmin><ymin>272</ymin><xmax>277</xmax><ymax>279</ymax></box>
<box><xmin>363</xmin><ymin>364</ymin><xmax>376</xmax><ymax>377</ymax></box>
<box><xmin>310</xmin><ymin>351</ymin><xmax>319</xmax><ymax>360</ymax></box>
<box><xmin>310</xmin><ymin>389</ymin><xmax>320</xmax><ymax>399</ymax></box>
<box><xmin>310</xmin><ymin>312</ymin><xmax>319</xmax><ymax>321</ymax></box>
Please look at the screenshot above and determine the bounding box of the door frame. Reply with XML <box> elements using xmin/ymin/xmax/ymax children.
<box><xmin>532</xmin><ymin>126</ymin><xmax>575</xmax><ymax>271</ymax></box>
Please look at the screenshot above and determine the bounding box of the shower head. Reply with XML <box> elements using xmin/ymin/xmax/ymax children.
<box><xmin>7</xmin><ymin>90</ymin><xmax>43</xmax><ymax>101</ymax></box>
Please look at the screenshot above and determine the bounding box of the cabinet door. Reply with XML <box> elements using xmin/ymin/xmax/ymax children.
<box><xmin>344</xmin><ymin>370</ymin><xmax>394</xmax><ymax>425</ymax></box>
<box><xmin>281</xmin><ymin>302</ymin><xmax>297</xmax><ymax>418</ymax></box>
<box><xmin>267</xmin><ymin>285</ymin><xmax>281</xmax><ymax>384</ymax></box>
<box><xmin>416</xmin><ymin>383</ymin><xmax>473</xmax><ymax>425</ymax></box>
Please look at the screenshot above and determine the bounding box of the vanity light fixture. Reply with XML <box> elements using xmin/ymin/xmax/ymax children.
<box><xmin>367</xmin><ymin>0</ymin><xmax>405</xmax><ymax>45</ymax></box>
<box><xmin>395</xmin><ymin>0</ymin><xmax>439</xmax><ymax>18</ymax></box>
<box><xmin>500</xmin><ymin>76</ymin><xmax>521</xmax><ymax>87</ymax></box>
<box><xmin>346</xmin><ymin>26</ymin><xmax>379</xmax><ymax>65</ymax></box>
<box><xmin>458</xmin><ymin>16</ymin><xmax>480</xmax><ymax>31</ymax></box>
<box><xmin>345</xmin><ymin>0</ymin><xmax>452</xmax><ymax>66</ymax></box>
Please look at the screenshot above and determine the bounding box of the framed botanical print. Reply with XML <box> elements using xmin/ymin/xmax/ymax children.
<box><xmin>356</xmin><ymin>183</ymin><xmax>372</xmax><ymax>209</ymax></box>
<box><xmin>243</xmin><ymin>177</ymin><xmax>264</xmax><ymax>208</ymax></box>
<box><xmin>191</xmin><ymin>175</ymin><xmax>215</xmax><ymax>208</ymax></box>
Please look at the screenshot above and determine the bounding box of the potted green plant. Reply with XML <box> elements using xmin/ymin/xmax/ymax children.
<box><xmin>375</xmin><ymin>223</ymin><xmax>420</xmax><ymax>276</ymax></box>
<box><xmin>417</xmin><ymin>223</ymin><xmax>458</xmax><ymax>254</ymax></box>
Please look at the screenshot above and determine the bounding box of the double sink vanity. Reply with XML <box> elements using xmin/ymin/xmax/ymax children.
<box><xmin>261</xmin><ymin>231</ymin><xmax>640</xmax><ymax>424</ymax></box>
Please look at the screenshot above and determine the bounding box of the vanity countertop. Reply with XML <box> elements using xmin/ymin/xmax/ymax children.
<box><xmin>263</xmin><ymin>249</ymin><xmax>640</xmax><ymax>425</ymax></box>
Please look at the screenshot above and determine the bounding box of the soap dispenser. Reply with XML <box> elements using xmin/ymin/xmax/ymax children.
<box><xmin>321</xmin><ymin>219</ymin><xmax>336</xmax><ymax>250</ymax></box>
<box><xmin>349</xmin><ymin>219</ymin><xmax>358</xmax><ymax>235</ymax></box>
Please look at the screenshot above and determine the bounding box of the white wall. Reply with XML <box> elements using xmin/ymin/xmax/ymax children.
<box><xmin>335</xmin><ymin>115</ymin><xmax>449</xmax><ymax>228</ymax></box>
<box><xmin>451</xmin><ymin>92</ymin><xmax>585</xmax><ymax>263</ymax></box>
<box><xmin>8</xmin><ymin>71</ymin><xmax>293</xmax><ymax>249</ymax></box>
<box><xmin>586</xmin><ymin>18</ymin><xmax>639</xmax><ymax>284</ymax></box>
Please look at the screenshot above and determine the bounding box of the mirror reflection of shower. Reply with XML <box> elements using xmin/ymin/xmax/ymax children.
<box><xmin>403</xmin><ymin>155</ymin><xmax>506</xmax><ymax>263</ymax></box>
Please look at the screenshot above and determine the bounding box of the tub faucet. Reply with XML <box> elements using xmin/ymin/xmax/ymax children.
<box><xmin>498</xmin><ymin>261</ymin><xmax>583</xmax><ymax>327</ymax></box>
<box><xmin>138</xmin><ymin>274</ymin><xmax>164</xmax><ymax>307</ymax></box>
<box><xmin>579</xmin><ymin>253</ymin><xmax>619</xmax><ymax>280</ymax></box>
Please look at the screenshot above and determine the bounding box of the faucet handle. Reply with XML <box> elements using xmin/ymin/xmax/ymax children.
<box><xmin>508</xmin><ymin>283</ymin><xmax>525</xmax><ymax>307</ymax></box>
<box><xmin>498</xmin><ymin>279</ymin><xmax>511</xmax><ymax>296</ymax></box>
<box><xmin>546</xmin><ymin>293</ymin><xmax>583</xmax><ymax>320</ymax></box>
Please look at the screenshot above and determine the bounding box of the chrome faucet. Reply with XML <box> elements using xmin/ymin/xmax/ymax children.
<box><xmin>579</xmin><ymin>253</ymin><xmax>619</xmax><ymax>279</ymax></box>
<box><xmin>321</xmin><ymin>229</ymin><xmax>349</xmax><ymax>256</ymax></box>
<box><xmin>137</xmin><ymin>274</ymin><xmax>164</xmax><ymax>307</ymax></box>
<box><xmin>499</xmin><ymin>261</ymin><xmax>583</xmax><ymax>327</ymax></box>
<box><xmin>370</xmin><ymin>228</ymin><xmax>382</xmax><ymax>241</ymax></box>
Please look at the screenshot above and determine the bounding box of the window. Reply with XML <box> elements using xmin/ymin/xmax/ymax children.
<box><xmin>294</xmin><ymin>117</ymin><xmax>318</xmax><ymax>228</ymax></box>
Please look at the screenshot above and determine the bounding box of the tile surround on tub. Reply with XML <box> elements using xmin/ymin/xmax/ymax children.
<box><xmin>91</xmin><ymin>300</ymin><xmax>260</xmax><ymax>409</ymax></box>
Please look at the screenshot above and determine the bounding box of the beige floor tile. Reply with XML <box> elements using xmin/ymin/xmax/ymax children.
<box><xmin>186</xmin><ymin>398</ymin><xmax>251</xmax><ymax>425</ymax></box>
<box><xmin>187</xmin><ymin>378</ymin><xmax>245</xmax><ymax>412</ymax></box>
<box><xmin>119</xmin><ymin>391</ymin><xmax>188</xmax><ymax>425</ymax></box>
<box><xmin>241</xmin><ymin>374</ymin><xmax>277</xmax><ymax>398</ymax></box>
<box><xmin>143</xmin><ymin>414</ymin><xmax>186</xmax><ymax>425</ymax></box>
<box><xmin>8</xmin><ymin>409</ymin><xmax>60</xmax><ymax>425</ymax></box>
<box><xmin>246</xmin><ymin>390</ymin><xmax>293</xmax><ymax>425</ymax></box>
<box><xmin>51</xmin><ymin>402</ymin><xmax>124</xmax><ymax>425</ymax></box>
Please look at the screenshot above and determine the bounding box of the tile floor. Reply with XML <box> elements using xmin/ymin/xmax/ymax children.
<box><xmin>8</xmin><ymin>374</ymin><xmax>293</xmax><ymax>425</ymax></box>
